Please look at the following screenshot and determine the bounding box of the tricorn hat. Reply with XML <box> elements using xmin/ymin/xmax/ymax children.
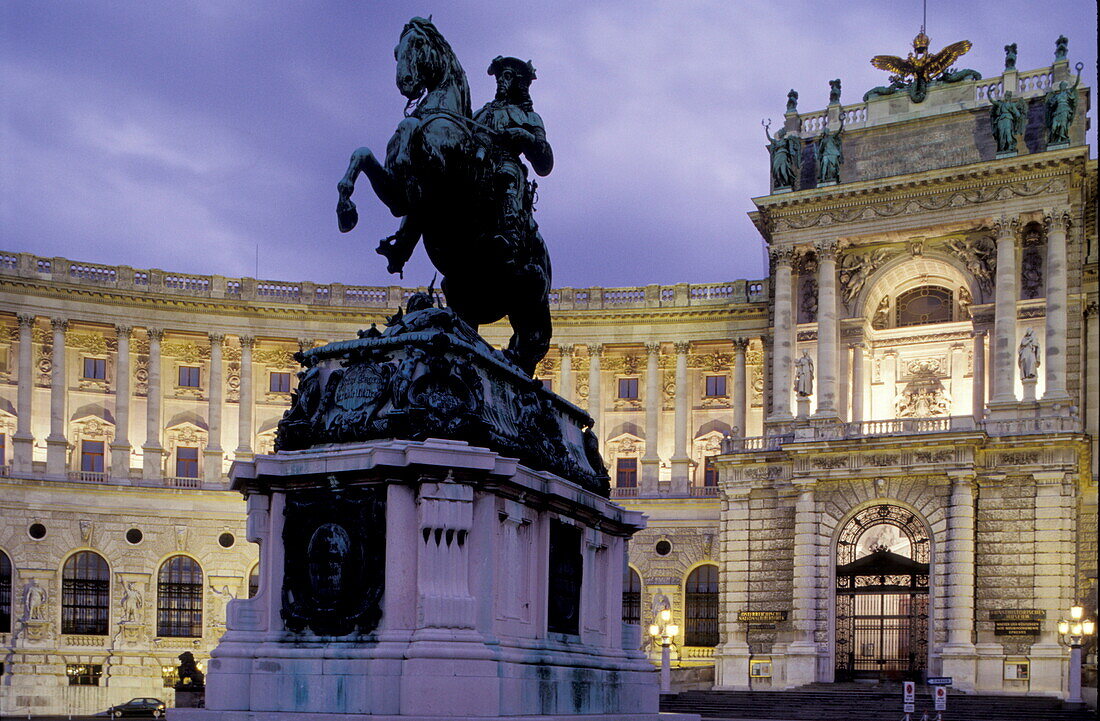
<box><xmin>487</xmin><ymin>56</ymin><xmax>536</xmax><ymax>83</ymax></box>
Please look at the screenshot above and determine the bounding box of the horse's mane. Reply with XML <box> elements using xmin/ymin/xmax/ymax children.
<box><xmin>403</xmin><ymin>17</ymin><xmax>472</xmax><ymax>117</ymax></box>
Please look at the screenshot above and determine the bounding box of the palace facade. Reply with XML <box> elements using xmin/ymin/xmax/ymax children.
<box><xmin>0</xmin><ymin>41</ymin><xmax>1096</xmax><ymax>715</ymax></box>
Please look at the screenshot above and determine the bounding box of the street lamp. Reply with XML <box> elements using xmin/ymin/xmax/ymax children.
<box><xmin>649</xmin><ymin>608</ymin><xmax>679</xmax><ymax>694</ymax></box>
<box><xmin>1056</xmin><ymin>605</ymin><xmax>1095</xmax><ymax>707</ymax></box>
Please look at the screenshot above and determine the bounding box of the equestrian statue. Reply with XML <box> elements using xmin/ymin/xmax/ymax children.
<box><xmin>336</xmin><ymin>17</ymin><xmax>553</xmax><ymax>376</ymax></box>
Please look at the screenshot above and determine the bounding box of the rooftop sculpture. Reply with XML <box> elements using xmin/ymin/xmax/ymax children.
<box><xmin>865</xmin><ymin>31</ymin><xmax>980</xmax><ymax>103</ymax></box>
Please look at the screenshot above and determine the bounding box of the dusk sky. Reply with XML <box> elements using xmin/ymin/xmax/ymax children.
<box><xmin>2</xmin><ymin>1</ymin><xmax>1096</xmax><ymax>290</ymax></box>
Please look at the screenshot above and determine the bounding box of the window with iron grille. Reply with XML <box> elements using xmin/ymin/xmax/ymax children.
<box><xmin>83</xmin><ymin>357</ymin><xmax>106</xmax><ymax>380</ymax></box>
<box><xmin>269</xmin><ymin>371</ymin><xmax>291</xmax><ymax>393</ymax></box>
<box><xmin>66</xmin><ymin>663</ymin><xmax>103</xmax><ymax>686</ymax></box>
<box><xmin>81</xmin><ymin>440</ymin><xmax>105</xmax><ymax>473</ymax></box>
<box><xmin>617</xmin><ymin>377</ymin><xmax>639</xmax><ymax>399</ymax></box>
<box><xmin>703</xmin><ymin>456</ymin><xmax>718</xmax><ymax>487</ymax></box>
<box><xmin>615</xmin><ymin>458</ymin><xmax>637</xmax><ymax>488</ymax></box>
<box><xmin>895</xmin><ymin>285</ymin><xmax>952</xmax><ymax>327</ymax></box>
<box><xmin>684</xmin><ymin>564</ymin><xmax>719</xmax><ymax>647</ymax></box>
<box><xmin>178</xmin><ymin>365</ymin><xmax>201</xmax><ymax>388</ymax></box>
<box><xmin>248</xmin><ymin>564</ymin><xmax>260</xmax><ymax>599</ymax></box>
<box><xmin>704</xmin><ymin>375</ymin><xmax>727</xmax><ymax>397</ymax></box>
<box><xmin>62</xmin><ymin>551</ymin><xmax>110</xmax><ymax>635</ymax></box>
<box><xmin>175</xmin><ymin>447</ymin><xmax>199</xmax><ymax>479</ymax></box>
<box><xmin>0</xmin><ymin>550</ymin><xmax>11</xmax><ymax>633</ymax></box>
<box><xmin>157</xmin><ymin>555</ymin><xmax>203</xmax><ymax>637</ymax></box>
<box><xmin>622</xmin><ymin>566</ymin><xmax>641</xmax><ymax>626</ymax></box>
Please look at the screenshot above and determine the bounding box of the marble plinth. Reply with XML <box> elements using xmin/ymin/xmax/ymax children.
<box><xmin>170</xmin><ymin>439</ymin><xmax>686</xmax><ymax>720</ymax></box>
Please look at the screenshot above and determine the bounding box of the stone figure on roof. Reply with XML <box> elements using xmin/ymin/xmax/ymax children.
<box><xmin>786</xmin><ymin>89</ymin><xmax>799</xmax><ymax>114</ymax></box>
<box><xmin>1018</xmin><ymin>328</ymin><xmax>1040</xmax><ymax>380</ymax></box>
<box><xmin>795</xmin><ymin>351</ymin><xmax>814</xmax><ymax>398</ymax></box>
<box><xmin>868</xmin><ymin>31</ymin><xmax>977</xmax><ymax>103</ymax></box>
<box><xmin>1054</xmin><ymin>35</ymin><xmax>1068</xmax><ymax>62</ymax></box>
<box><xmin>828</xmin><ymin>78</ymin><xmax>842</xmax><ymax>105</ymax></box>
<box><xmin>816</xmin><ymin>115</ymin><xmax>844</xmax><ymax>184</ymax></box>
<box><xmin>763</xmin><ymin>120</ymin><xmax>802</xmax><ymax>190</ymax></box>
<box><xmin>1045</xmin><ymin>67</ymin><xmax>1081</xmax><ymax>146</ymax></box>
<box><xmin>989</xmin><ymin>91</ymin><xmax>1027</xmax><ymax>154</ymax></box>
<box><xmin>1004</xmin><ymin>43</ymin><xmax>1017</xmax><ymax>71</ymax></box>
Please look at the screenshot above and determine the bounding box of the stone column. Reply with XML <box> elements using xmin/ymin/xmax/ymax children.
<box><xmin>235</xmin><ymin>336</ymin><xmax>255</xmax><ymax>460</ymax></box>
<box><xmin>989</xmin><ymin>217</ymin><xmax>1019</xmax><ymax>406</ymax></box>
<box><xmin>770</xmin><ymin>248</ymin><xmax>795</xmax><ymax>420</ymax></box>
<box><xmin>1029</xmin><ymin>472</ymin><xmax>1074</xmax><ymax>696</ymax></box>
<box><xmin>142</xmin><ymin>328</ymin><xmax>165</xmax><ymax>479</ymax></box>
<box><xmin>813</xmin><ymin>240</ymin><xmax>839</xmax><ymax>418</ymax></box>
<box><xmin>204</xmin><ymin>333</ymin><xmax>225</xmax><ymax>483</ymax></box>
<box><xmin>971</xmin><ymin>331</ymin><xmax>987</xmax><ymax>421</ymax></box>
<box><xmin>849</xmin><ymin>343</ymin><xmax>865</xmax><ymax>424</ymax></box>
<box><xmin>715</xmin><ymin>488</ymin><xmax>753</xmax><ymax>689</ymax></box>
<box><xmin>941</xmin><ymin>471</ymin><xmax>978</xmax><ymax>691</ymax></box>
<box><xmin>12</xmin><ymin>314</ymin><xmax>35</xmax><ymax>473</ymax></box>
<box><xmin>557</xmin><ymin>344</ymin><xmax>573</xmax><ymax>403</ymax></box>
<box><xmin>1042</xmin><ymin>209</ymin><xmax>1071</xmax><ymax>403</ymax></box>
<box><xmin>670</xmin><ymin>341</ymin><xmax>691</xmax><ymax>493</ymax></box>
<box><xmin>786</xmin><ymin>483</ymin><xmax>820</xmax><ymax>687</ymax></box>
<box><xmin>641</xmin><ymin>342</ymin><xmax>662</xmax><ymax>493</ymax></box>
<box><xmin>1086</xmin><ymin>304</ymin><xmax>1099</xmax><ymax>479</ymax></box>
<box><xmin>110</xmin><ymin>325</ymin><xmax>132</xmax><ymax>480</ymax></box>
<box><xmin>45</xmin><ymin>317</ymin><xmax>69</xmax><ymax>476</ymax></box>
<box><xmin>731</xmin><ymin>338</ymin><xmax>749</xmax><ymax>436</ymax></box>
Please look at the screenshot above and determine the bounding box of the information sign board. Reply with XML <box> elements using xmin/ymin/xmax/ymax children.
<box><xmin>934</xmin><ymin>686</ymin><xmax>947</xmax><ymax>711</ymax></box>
<box><xmin>737</xmin><ymin>610</ymin><xmax>788</xmax><ymax>623</ymax></box>
<box><xmin>926</xmin><ymin>677</ymin><xmax>952</xmax><ymax>686</ymax></box>
<box><xmin>903</xmin><ymin>681</ymin><xmax>915</xmax><ymax>703</ymax></box>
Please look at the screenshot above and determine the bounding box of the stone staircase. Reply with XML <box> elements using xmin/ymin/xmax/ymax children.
<box><xmin>659</xmin><ymin>684</ymin><xmax>1097</xmax><ymax>720</ymax></box>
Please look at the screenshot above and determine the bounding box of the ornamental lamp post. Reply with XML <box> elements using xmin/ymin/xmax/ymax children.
<box><xmin>649</xmin><ymin>607</ymin><xmax>679</xmax><ymax>694</ymax></box>
<box><xmin>1056</xmin><ymin>605</ymin><xmax>1095</xmax><ymax>707</ymax></box>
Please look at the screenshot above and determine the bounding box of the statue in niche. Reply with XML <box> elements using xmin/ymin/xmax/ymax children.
<box><xmin>957</xmin><ymin>286</ymin><xmax>973</xmax><ymax>318</ymax></box>
<box><xmin>763</xmin><ymin>120</ymin><xmax>801</xmax><ymax>190</ymax></box>
<box><xmin>794</xmin><ymin>351</ymin><xmax>814</xmax><ymax>397</ymax></box>
<box><xmin>119</xmin><ymin>580</ymin><xmax>144</xmax><ymax>624</ymax></box>
<box><xmin>335</xmin><ymin>18</ymin><xmax>554</xmax><ymax>376</ymax></box>
<box><xmin>23</xmin><ymin>579</ymin><xmax>47</xmax><ymax>621</ymax></box>
<box><xmin>816</xmin><ymin>115</ymin><xmax>844</xmax><ymax>184</ymax></box>
<box><xmin>786</xmin><ymin>88</ymin><xmax>798</xmax><ymax>113</ymax></box>
<box><xmin>174</xmin><ymin>651</ymin><xmax>205</xmax><ymax>691</ymax></box>
<box><xmin>871</xmin><ymin>296</ymin><xmax>890</xmax><ymax>330</ymax></box>
<box><xmin>651</xmin><ymin>590</ymin><xmax>671</xmax><ymax>621</ymax></box>
<box><xmin>1003</xmin><ymin>43</ymin><xmax>1017</xmax><ymax>71</ymax></box>
<box><xmin>1054</xmin><ymin>35</ymin><xmax>1068</xmax><ymax>62</ymax></box>
<box><xmin>989</xmin><ymin>91</ymin><xmax>1027</xmax><ymax>154</ymax></box>
<box><xmin>828</xmin><ymin>78</ymin><xmax>842</xmax><ymax>105</ymax></box>
<box><xmin>1044</xmin><ymin>68</ymin><xmax>1081</xmax><ymax>146</ymax></box>
<box><xmin>1018</xmin><ymin>328</ymin><xmax>1040</xmax><ymax>380</ymax></box>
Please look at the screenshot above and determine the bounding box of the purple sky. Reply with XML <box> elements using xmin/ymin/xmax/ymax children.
<box><xmin>2</xmin><ymin>1</ymin><xmax>1095</xmax><ymax>289</ymax></box>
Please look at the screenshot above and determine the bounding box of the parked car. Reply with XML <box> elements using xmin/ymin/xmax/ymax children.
<box><xmin>105</xmin><ymin>697</ymin><xmax>166</xmax><ymax>717</ymax></box>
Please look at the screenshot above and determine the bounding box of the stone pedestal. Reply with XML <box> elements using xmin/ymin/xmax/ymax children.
<box><xmin>782</xmin><ymin>641</ymin><xmax>819</xmax><ymax>689</ymax></box>
<box><xmin>1022</xmin><ymin>377</ymin><xmax>1038</xmax><ymax>402</ymax></box>
<box><xmin>171</xmin><ymin>439</ymin><xmax>677</xmax><ymax>720</ymax></box>
<box><xmin>940</xmin><ymin>644</ymin><xmax>979</xmax><ymax>694</ymax></box>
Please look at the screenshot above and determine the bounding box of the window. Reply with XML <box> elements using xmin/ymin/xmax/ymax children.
<box><xmin>895</xmin><ymin>286</ymin><xmax>952</xmax><ymax>327</ymax></box>
<box><xmin>62</xmin><ymin>551</ymin><xmax>110</xmax><ymax>635</ymax></box>
<box><xmin>615</xmin><ymin>458</ymin><xmax>637</xmax><ymax>488</ymax></box>
<box><xmin>704</xmin><ymin>375</ymin><xmax>727</xmax><ymax>397</ymax></box>
<box><xmin>617</xmin><ymin>377</ymin><xmax>639</xmax><ymax>400</ymax></box>
<box><xmin>269</xmin><ymin>371</ymin><xmax>291</xmax><ymax>393</ymax></box>
<box><xmin>684</xmin><ymin>564</ymin><xmax>719</xmax><ymax>647</ymax></box>
<box><xmin>157</xmin><ymin>556</ymin><xmax>203</xmax><ymax>637</ymax></box>
<box><xmin>82</xmin><ymin>357</ymin><xmax>106</xmax><ymax>380</ymax></box>
<box><xmin>80</xmin><ymin>440</ymin><xmax>105</xmax><ymax>473</ymax></box>
<box><xmin>248</xmin><ymin>564</ymin><xmax>260</xmax><ymax>599</ymax></box>
<box><xmin>178</xmin><ymin>366</ymin><xmax>201</xmax><ymax>388</ymax></box>
<box><xmin>175</xmin><ymin>447</ymin><xmax>199</xmax><ymax>479</ymax></box>
<box><xmin>66</xmin><ymin>663</ymin><xmax>103</xmax><ymax>686</ymax></box>
<box><xmin>0</xmin><ymin>550</ymin><xmax>11</xmax><ymax>633</ymax></box>
<box><xmin>622</xmin><ymin>566</ymin><xmax>641</xmax><ymax>626</ymax></box>
<box><xmin>703</xmin><ymin>456</ymin><xmax>718</xmax><ymax>487</ymax></box>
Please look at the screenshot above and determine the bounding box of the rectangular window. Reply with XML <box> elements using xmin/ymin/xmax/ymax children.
<box><xmin>269</xmin><ymin>371</ymin><xmax>291</xmax><ymax>393</ymax></box>
<box><xmin>703</xmin><ymin>456</ymin><xmax>718</xmax><ymax>487</ymax></box>
<box><xmin>67</xmin><ymin>663</ymin><xmax>103</xmax><ymax>686</ymax></box>
<box><xmin>178</xmin><ymin>366</ymin><xmax>200</xmax><ymax>388</ymax></box>
<box><xmin>616</xmin><ymin>458</ymin><xmax>638</xmax><ymax>488</ymax></box>
<box><xmin>82</xmin><ymin>357</ymin><xmax>106</xmax><ymax>380</ymax></box>
<box><xmin>80</xmin><ymin>440</ymin><xmax>105</xmax><ymax>473</ymax></box>
<box><xmin>617</xmin><ymin>377</ymin><xmax>639</xmax><ymax>399</ymax></box>
<box><xmin>704</xmin><ymin>375</ymin><xmax>727</xmax><ymax>397</ymax></box>
<box><xmin>176</xmin><ymin>447</ymin><xmax>199</xmax><ymax>478</ymax></box>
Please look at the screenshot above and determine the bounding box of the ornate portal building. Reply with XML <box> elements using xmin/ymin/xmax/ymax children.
<box><xmin>0</xmin><ymin>37</ymin><xmax>1096</xmax><ymax>715</ymax></box>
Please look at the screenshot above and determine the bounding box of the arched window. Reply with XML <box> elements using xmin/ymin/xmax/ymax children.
<box><xmin>622</xmin><ymin>566</ymin><xmax>641</xmax><ymax>625</ymax></box>
<box><xmin>0</xmin><ymin>550</ymin><xmax>11</xmax><ymax>633</ymax></box>
<box><xmin>62</xmin><ymin>551</ymin><xmax>110</xmax><ymax>635</ymax></box>
<box><xmin>157</xmin><ymin>556</ymin><xmax>203</xmax><ymax>637</ymax></box>
<box><xmin>248</xmin><ymin>564</ymin><xmax>260</xmax><ymax>599</ymax></box>
<box><xmin>895</xmin><ymin>286</ymin><xmax>952</xmax><ymax>327</ymax></box>
<box><xmin>684</xmin><ymin>564</ymin><xmax>719</xmax><ymax>647</ymax></box>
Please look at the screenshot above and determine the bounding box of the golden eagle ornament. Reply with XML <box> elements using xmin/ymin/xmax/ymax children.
<box><xmin>869</xmin><ymin>32</ymin><xmax>975</xmax><ymax>103</ymax></box>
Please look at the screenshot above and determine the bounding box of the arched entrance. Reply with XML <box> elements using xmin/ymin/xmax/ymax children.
<box><xmin>835</xmin><ymin>504</ymin><xmax>930</xmax><ymax>681</ymax></box>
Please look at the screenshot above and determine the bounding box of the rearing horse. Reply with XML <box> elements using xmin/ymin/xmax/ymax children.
<box><xmin>337</xmin><ymin>17</ymin><xmax>553</xmax><ymax>376</ymax></box>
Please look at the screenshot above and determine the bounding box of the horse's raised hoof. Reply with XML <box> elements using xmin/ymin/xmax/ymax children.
<box><xmin>337</xmin><ymin>199</ymin><xmax>359</xmax><ymax>233</ymax></box>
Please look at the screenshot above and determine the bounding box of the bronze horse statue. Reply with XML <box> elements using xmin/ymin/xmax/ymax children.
<box><xmin>337</xmin><ymin>17</ymin><xmax>553</xmax><ymax>376</ymax></box>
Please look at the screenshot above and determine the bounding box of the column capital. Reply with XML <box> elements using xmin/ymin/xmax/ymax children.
<box><xmin>769</xmin><ymin>246</ymin><xmax>796</xmax><ymax>266</ymax></box>
<box><xmin>146</xmin><ymin>327</ymin><xmax>165</xmax><ymax>342</ymax></box>
<box><xmin>1085</xmin><ymin>301</ymin><xmax>1099</xmax><ymax>319</ymax></box>
<box><xmin>644</xmin><ymin>342</ymin><xmax>661</xmax><ymax>356</ymax></box>
<box><xmin>813</xmin><ymin>238</ymin><xmax>839</xmax><ymax>260</ymax></box>
<box><xmin>971</xmin><ymin>329</ymin><xmax>988</xmax><ymax>339</ymax></box>
<box><xmin>557</xmin><ymin>343</ymin><xmax>575</xmax><ymax>356</ymax></box>
<box><xmin>732</xmin><ymin>337</ymin><xmax>750</xmax><ymax>352</ymax></box>
<box><xmin>849</xmin><ymin>341</ymin><xmax>866</xmax><ymax>350</ymax></box>
<box><xmin>1043</xmin><ymin>208</ymin><xmax>1071</xmax><ymax>233</ymax></box>
<box><xmin>50</xmin><ymin>317</ymin><xmax>69</xmax><ymax>332</ymax></box>
<box><xmin>297</xmin><ymin>338</ymin><xmax>315</xmax><ymax>352</ymax></box>
<box><xmin>239</xmin><ymin>335</ymin><xmax>256</xmax><ymax>350</ymax></box>
<box><xmin>17</xmin><ymin>313</ymin><xmax>35</xmax><ymax>328</ymax></box>
<box><xmin>673</xmin><ymin>341</ymin><xmax>691</xmax><ymax>355</ymax></box>
<box><xmin>994</xmin><ymin>214</ymin><xmax>1020</xmax><ymax>239</ymax></box>
<box><xmin>115</xmin><ymin>324</ymin><xmax>133</xmax><ymax>339</ymax></box>
<box><xmin>209</xmin><ymin>332</ymin><xmax>226</xmax><ymax>346</ymax></box>
<box><xmin>586</xmin><ymin>343</ymin><xmax>603</xmax><ymax>358</ymax></box>
<box><xmin>947</xmin><ymin>470</ymin><xmax>977</xmax><ymax>485</ymax></box>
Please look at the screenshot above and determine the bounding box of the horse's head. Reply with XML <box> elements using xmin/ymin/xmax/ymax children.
<box><xmin>395</xmin><ymin>17</ymin><xmax>471</xmax><ymax>114</ymax></box>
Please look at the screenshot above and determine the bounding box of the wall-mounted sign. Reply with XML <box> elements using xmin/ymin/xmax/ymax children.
<box><xmin>1004</xmin><ymin>659</ymin><xmax>1030</xmax><ymax>680</ymax></box>
<box><xmin>991</xmin><ymin>609</ymin><xmax>1044</xmax><ymax>636</ymax></box>
<box><xmin>749</xmin><ymin>659</ymin><xmax>772</xmax><ymax>678</ymax></box>
<box><xmin>738</xmin><ymin>610</ymin><xmax>789</xmax><ymax>623</ymax></box>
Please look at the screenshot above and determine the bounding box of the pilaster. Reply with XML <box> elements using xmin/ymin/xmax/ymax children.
<box><xmin>812</xmin><ymin>239</ymin><xmax>839</xmax><ymax>418</ymax></box>
<box><xmin>110</xmin><ymin>325</ymin><xmax>133</xmax><ymax>481</ymax></box>
<box><xmin>205</xmin><ymin>333</ymin><xmax>225</xmax><ymax>483</ymax></box>
<box><xmin>641</xmin><ymin>342</ymin><xmax>661</xmax><ymax>494</ymax></box>
<box><xmin>235</xmin><ymin>335</ymin><xmax>255</xmax><ymax>460</ymax></box>
<box><xmin>670</xmin><ymin>341</ymin><xmax>691</xmax><ymax>493</ymax></box>
<box><xmin>557</xmin><ymin>344</ymin><xmax>573</xmax><ymax>404</ymax></box>
<box><xmin>770</xmin><ymin>247</ymin><xmax>795</xmax><ymax>421</ymax></box>
<box><xmin>45</xmin><ymin>317</ymin><xmax>69</xmax><ymax>476</ymax></box>
<box><xmin>587</xmin><ymin>344</ymin><xmax>603</xmax><ymax>446</ymax></box>
<box><xmin>941</xmin><ymin>471</ymin><xmax>978</xmax><ymax>692</ymax></box>
<box><xmin>1041</xmin><ymin>209</ymin><xmax>1071</xmax><ymax>404</ymax></box>
<box><xmin>988</xmin><ymin>216</ymin><xmax>1019</xmax><ymax>411</ymax></box>
<box><xmin>142</xmin><ymin>327</ymin><xmax>165</xmax><ymax>479</ymax></box>
<box><xmin>12</xmin><ymin>313</ymin><xmax>36</xmax><ymax>472</ymax></box>
<box><xmin>731</xmin><ymin>338</ymin><xmax>749</xmax><ymax>436</ymax></box>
